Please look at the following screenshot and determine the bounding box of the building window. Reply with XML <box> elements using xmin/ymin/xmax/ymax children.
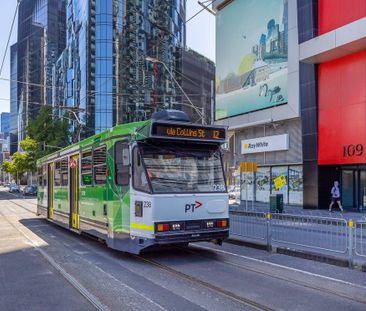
<box><xmin>81</xmin><ymin>150</ymin><xmax>93</xmax><ymax>185</ymax></box>
<box><xmin>255</xmin><ymin>167</ymin><xmax>271</xmax><ymax>203</ymax></box>
<box><xmin>289</xmin><ymin>165</ymin><xmax>303</xmax><ymax>205</ymax></box>
<box><xmin>271</xmin><ymin>166</ymin><xmax>289</xmax><ymax>204</ymax></box>
<box><xmin>93</xmin><ymin>146</ymin><xmax>107</xmax><ymax>185</ymax></box>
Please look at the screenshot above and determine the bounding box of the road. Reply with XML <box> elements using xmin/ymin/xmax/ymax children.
<box><xmin>1</xmin><ymin>189</ymin><xmax>366</xmax><ymax>311</ymax></box>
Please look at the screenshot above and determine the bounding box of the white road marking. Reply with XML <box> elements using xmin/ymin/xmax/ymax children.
<box><xmin>192</xmin><ymin>244</ymin><xmax>366</xmax><ymax>290</ymax></box>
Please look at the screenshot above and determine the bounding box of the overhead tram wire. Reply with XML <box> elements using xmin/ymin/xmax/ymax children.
<box><xmin>1</xmin><ymin>2</ymin><xmax>214</xmax><ymax>121</ymax></box>
<box><xmin>0</xmin><ymin>0</ymin><xmax>21</xmax><ymax>75</ymax></box>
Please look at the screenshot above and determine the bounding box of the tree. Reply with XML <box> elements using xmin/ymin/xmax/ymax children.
<box><xmin>27</xmin><ymin>106</ymin><xmax>70</xmax><ymax>157</ymax></box>
<box><xmin>1</xmin><ymin>155</ymin><xmax>27</xmax><ymax>183</ymax></box>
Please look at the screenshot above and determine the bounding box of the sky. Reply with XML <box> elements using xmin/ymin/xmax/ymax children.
<box><xmin>0</xmin><ymin>0</ymin><xmax>215</xmax><ymax>114</ymax></box>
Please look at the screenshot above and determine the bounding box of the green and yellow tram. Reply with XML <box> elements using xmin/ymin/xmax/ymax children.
<box><xmin>37</xmin><ymin>110</ymin><xmax>229</xmax><ymax>254</ymax></box>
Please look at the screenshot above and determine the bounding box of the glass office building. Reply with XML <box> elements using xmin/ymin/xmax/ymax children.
<box><xmin>15</xmin><ymin>0</ymin><xmax>66</xmax><ymax>144</ymax></box>
<box><xmin>53</xmin><ymin>0</ymin><xmax>186</xmax><ymax>137</ymax></box>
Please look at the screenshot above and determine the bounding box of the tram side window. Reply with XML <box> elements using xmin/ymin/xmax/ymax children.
<box><xmin>43</xmin><ymin>164</ymin><xmax>47</xmax><ymax>186</ymax></box>
<box><xmin>61</xmin><ymin>158</ymin><xmax>68</xmax><ymax>186</ymax></box>
<box><xmin>133</xmin><ymin>148</ymin><xmax>150</xmax><ymax>193</ymax></box>
<box><xmin>54</xmin><ymin>161</ymin><xmax>61</xmax><ymax>186</ymax></box>
<box><xmin>81</xmin><ymin>150</ymin><xmax>93</xmax><ymax>185</ymax></box>
<box><xmin>115</xmin><ymin>141</ymin><xmax>129</xmax><ymax>185</ymax></box>
<box><xmin>38</xmin><ymin>167</ymin><xmax>43</xmax><ymax>186</ymax></box>
<box><xmin>93</xmin><ymin>146</ymin><xmax>107</xmax><ymax>185</ymax></box>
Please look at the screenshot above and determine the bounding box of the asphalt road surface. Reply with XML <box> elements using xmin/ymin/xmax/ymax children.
<box><xmin>1</xmin><ymin>188</ymin><xmax>366</xmax><ymax>311</ymax></box>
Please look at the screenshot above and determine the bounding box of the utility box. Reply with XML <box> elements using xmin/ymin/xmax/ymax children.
<box><xmin>270</xmin><ymin>194</ymin><xmax>283</xmax><ymax>213</ymax></box>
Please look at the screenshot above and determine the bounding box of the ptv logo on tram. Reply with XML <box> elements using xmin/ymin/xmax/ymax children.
<box><xmin>184</xmin><ymin>201</ymin><xmax>203</xmax><ymax>213</ymax></box>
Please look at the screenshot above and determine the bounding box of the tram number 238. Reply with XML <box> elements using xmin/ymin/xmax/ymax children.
<box><xmin>343</xmin><ymin>144</ymin><xmax>364</xmax><ymax>158</ymax></box>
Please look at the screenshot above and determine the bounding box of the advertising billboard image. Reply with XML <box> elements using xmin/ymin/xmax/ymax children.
<box><xmin>215</xmin><ymin>0</ymin><xmax>288</xmax><ymax>120</ymax></box>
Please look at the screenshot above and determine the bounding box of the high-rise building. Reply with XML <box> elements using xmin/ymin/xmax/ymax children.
<box><xmin>53</xmin><ymin>0</ymin><xmax>186</xmax><ymax>137</ymax></box>
<box><xmin>9</xmin><ymin>43</ymin><xmax>18</xmax><ymax>155</ymax></box>
<box><xmin>0</xmin><ymin>113</ymin><xmax>10</xmax><ymax>139</ymax></box>
<box><xmin>180</xmin><ymin>48</ymin><xmax>215</xmax><ymax>125</ymax></box>
<box><xmin>16</xmin><ymin>0</ymin><xmax>66</xmax><ymax>143</ymax></box>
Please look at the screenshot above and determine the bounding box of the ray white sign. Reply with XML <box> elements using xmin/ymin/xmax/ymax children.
<box><xmin>241</xmin><ymin>134</ymin><xmax>289</xmax><ymax>154</ymax></box>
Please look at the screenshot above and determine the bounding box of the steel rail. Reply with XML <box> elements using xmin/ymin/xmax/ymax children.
<box><xmin>0</xmin><ymin>202</ymin><xmax>110</xmax><ymax>311</ymax></box>
<box><xmin>183</xmin><ymin>244</ymin><xmax>366</xmax><ymax>305</ymax></box>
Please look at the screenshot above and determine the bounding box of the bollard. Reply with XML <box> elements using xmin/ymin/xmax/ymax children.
<box><xmin>266</xmin><ymin>212</ymin><xmax>272</xmax><ymax>252</ymax></box>
<box><xmin>348</xmin><ymin>219</ymin><xmax>354</xmax><ymax>268</ymax></box>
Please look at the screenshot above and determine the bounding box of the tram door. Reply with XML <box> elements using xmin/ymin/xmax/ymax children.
<box><xmin>70</xmin><ymin>155</ymin><xmax>80</xmax><ymax>229</ymax></box>
<box><xmin>48</xmin><ymin>163</ymin><xmax>54</xmax><ymax>219</ymax></box>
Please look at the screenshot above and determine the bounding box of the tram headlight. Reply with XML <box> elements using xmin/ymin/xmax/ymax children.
<box><xmin>205</xmin><ymin>221</ymin><xmax>215</xmax><ymax>228</ymax></box>
<box><xmin>170</xmin><ymin>223</ymin><xmax>182</xmax><ymax>231</ymax></box>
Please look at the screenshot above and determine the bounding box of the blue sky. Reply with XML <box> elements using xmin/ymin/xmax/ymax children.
<box><xmin>0</xmin><ymin>0</ymin><xmax>215</xmax><ymax>114</ymax></box>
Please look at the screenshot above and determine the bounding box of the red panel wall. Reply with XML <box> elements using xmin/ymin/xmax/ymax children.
<box><xmin>318</xmin><ymin>50</ymin><xmax>366</xmax><ymax>165</ymax></box>
<box><xmin>319</xmin><ymin>0</ymin><xmax>366</xmax><ymax>34</ymax></box>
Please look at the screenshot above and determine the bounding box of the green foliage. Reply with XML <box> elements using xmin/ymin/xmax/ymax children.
<box><xmin>27</xmin><ymin>105</ymin><xmax>71</xmax><ymax>158</ymax></box>
<box><xmin>1</xmin><ymin>155</ymin><xmax>26</xmax><ymax>182</ymax></box>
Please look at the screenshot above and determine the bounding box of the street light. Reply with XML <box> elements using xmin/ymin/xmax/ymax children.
<box><xmin>145</xmin><ymin>56</ymin><xmax>206</xmax><ymax>124</ymax></box>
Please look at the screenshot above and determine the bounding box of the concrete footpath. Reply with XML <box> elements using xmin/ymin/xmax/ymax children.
<box><xmin>0</xmin><ymin>202</ymin><xmax>93</xmax><ymax>311</ymax></box>
<box><xmin>230</xmin><ymin>200</ymin><xmax>366</xmax><ymax>220</ymax></box>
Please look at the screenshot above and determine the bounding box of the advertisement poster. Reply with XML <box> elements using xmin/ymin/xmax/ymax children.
<box><xmin>216</xmin><ymin>0</ymin><xmax>288</xmax><ymax>120</ymax></box>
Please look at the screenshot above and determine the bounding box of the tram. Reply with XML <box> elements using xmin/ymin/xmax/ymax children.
<box><xmin>37</xmin><ymin>110</ymin><xmax>229</xmax><ymax>254</ymax></box>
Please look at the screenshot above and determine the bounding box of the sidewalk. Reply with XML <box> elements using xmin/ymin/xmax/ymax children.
<box><xmin>230</xmin><ymin>200</ymin><xmax>366</xmax><ymax>220</ymax></box>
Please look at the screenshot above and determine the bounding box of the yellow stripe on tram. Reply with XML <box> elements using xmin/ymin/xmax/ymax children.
<box><xmin>131</xmin><ymin>223</ymin><xmax>154</xmax><ymax>231</ymax></box>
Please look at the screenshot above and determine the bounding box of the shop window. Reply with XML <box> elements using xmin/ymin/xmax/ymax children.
<box><xmin>288</xmin><ymin>165</ymin><xmax>303</xmax><ymax>205</ymax></box>
<box><xmin>81</xmin><ymin>150</ymin><xmax>93</xmax><ymax>185</ymax></box>
<box><xmin>54</xmin><ymin>161</ymin><xmax>61</xmax><ymax>186</ymax></box>
<box><xmin>255</xmin><ymin>167</ymin><xmax>271</xmax><ymax>203</ymax></box>
<box><xmin>271</xmin><ymin>166</ymin><xmax>289</xmax><ymax>204</ymax></box>
<box><xmin>93</xmin><ymin>146</ymin><xmax>107</xmax><ymax>185</ymax></box>
<box><xmin>241</xmin><ymin>172</ymin><xmax>254</xmax><ymax>201</ymax></box>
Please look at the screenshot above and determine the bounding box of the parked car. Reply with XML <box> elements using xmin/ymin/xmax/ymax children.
<box><xmin>9</xmin><ymin>184</ymin><xmax>20</xmax><ymax>193</ymax></box>
<box><xmin>228</xmin><ymin>186</ymin><xmax>240</xmax><ymax>200</ymax></box>
<box><xmin>23</xmin><ymin>185</ymin><xmax>37</xmax><ymax>196</ymax></box>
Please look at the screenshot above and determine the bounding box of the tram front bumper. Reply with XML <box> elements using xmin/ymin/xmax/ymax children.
<box><xmin>154</xmin><ymin>229</ymin><xmax>229</xmax><ymax>244</ymax></box>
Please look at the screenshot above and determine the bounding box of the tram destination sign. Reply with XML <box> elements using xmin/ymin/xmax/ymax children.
<box><xmin>151</xmin><ymin>123</ymin><xmax>226</xmax><ymax>142</ymax></box>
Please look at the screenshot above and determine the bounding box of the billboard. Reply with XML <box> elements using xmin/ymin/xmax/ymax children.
<box><xmin>215</xmin><ymin>0</ymin><xmax>288</xmax><ymax>120</ymax></box>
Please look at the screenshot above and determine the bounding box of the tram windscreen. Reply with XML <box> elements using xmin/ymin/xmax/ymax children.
<box><xmin>138</xmin><ymin>144</ymin><xmax>226</xmax><ymax>194</ymax></box>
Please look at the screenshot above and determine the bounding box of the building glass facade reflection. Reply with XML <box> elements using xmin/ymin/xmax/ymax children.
<box><xmin>15</xmin><ymin>0</ymin><xmax>66</xmax><ymax>144</ymax></box>
<box><xmin>53</xmin><ymin>0</ymin><xmax>186</xmax><ymax>137</ymax></box>
<box><xmin>9</xmin><ymin>43</ymin><xmax>18</xmax><ymax>154</ymax></box>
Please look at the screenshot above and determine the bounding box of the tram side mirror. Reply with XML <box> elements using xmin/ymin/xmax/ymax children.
<box><xmin>115</xmin><ymin>142</ymin><xmax>130</xmax><ymax>186</ymax></box>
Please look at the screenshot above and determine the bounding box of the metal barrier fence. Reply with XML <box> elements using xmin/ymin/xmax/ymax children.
<box><xmin>229</xmin><ymin>211</ymin><xmax>267</xmax><ymax>241</ymax></box>
<box><xmin>355</xmin><ymin>221</ymin><xmax>366</xmax><ymax>258</ymax></box>
<box><xmin>271</xmin><ymin>214</ymin><xmax>348</xmax><ymax>254</ymax></box>
<box><xmin>229</xmin><ymin>211</ymin><xmax>366</xmax><ymax>267</ymax></box>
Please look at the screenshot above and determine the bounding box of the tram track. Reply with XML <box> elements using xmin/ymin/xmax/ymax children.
<box><xmin>9</xmin><ymin>199</ymin><xmax>270</xmax><ymax>310</ymax></box>
<box><xmin>7</xmin><ymin>195</ymin><xmax>366</xmax><ymax>310</ymax></box>
<box><xmin>175</xmin><ymin>245</ymin><xmax>366</xmax><ymax>306</ymax></box>
<box><xmin>133</xmin><ymin>254</ymin><xmax>273</xmax><ymax>311</ymax></box>
<box><xmin>0</xmin><ymin>200</ymin><xmax>109</xmax><ymax>311</ymax></box>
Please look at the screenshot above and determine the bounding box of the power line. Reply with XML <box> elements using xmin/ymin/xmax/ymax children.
<box><xmin>0</xmin><ymin>0</ymin><xmax>21</xmax><ymax>75</ymax></box>
<box><xmin>185</xmin><ymin>0</ymin><xmax>216</xmax><ymax>24</ymax></box>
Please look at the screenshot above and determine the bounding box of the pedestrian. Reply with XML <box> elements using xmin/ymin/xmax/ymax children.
<box><xmin>329</xmin><ymin>181</ymin><xmax>344</xmax><ymax>212</ymax></box>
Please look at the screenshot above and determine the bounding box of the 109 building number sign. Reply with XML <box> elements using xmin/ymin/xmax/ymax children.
<box><xmin>343</xmin><ymin>144</ymin><xmax>364</xmax><ymax>158</ymax></box>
